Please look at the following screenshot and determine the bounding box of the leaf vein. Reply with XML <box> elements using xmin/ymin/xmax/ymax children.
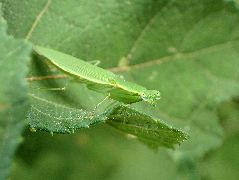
<box><xmin>25</xmin><ymin>0</ymin><xmax>52</xmax><ymax>40</ymax></box>
<box><xmin>125</xmin><ymin>0</ymin><xmax>175</xmax><ymax>62</ymax></box>
<box><xmin>110</xmin><ymin>38</ymin><xmax>239</xmax><ymax>72</ymax></box>
<box><xmin>28</xmin><ymin>93</ymin><xmax>82</xmax><ymax>111</ymax></box>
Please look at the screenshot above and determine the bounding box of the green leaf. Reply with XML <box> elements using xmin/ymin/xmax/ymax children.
<box><xmin>0</xmin><ymin>15</ymin><xmax>31</xmax><ymax>179</ymax></box>
<box><xmin>28</xmin><ymin>93</ymin><xmax>108</xmax><ymax>133</ymax></box>
<box><xmin>107</xmin><ymin>105</ymin><xmax>187</xmax><ymax>148</ymax></box>
<box><xmin>198</xmin><ymin>132</ymin><xmax>239</xmax><ymax>180</ymax></box>
<box><xmin>217</xmin><ymin>99</ymin><xmax>239</xmax><ymax>137</ymax></box>
<box><xmin>196</xmin><ymin>99</ymin><xmax>239</xmax><ymax>179</ymax></box>
<box><xmin>1</xmin><ymin>0</ymin><xmax>239</xmax><ymax>162</ymax></box>
<box><xmin>28</xmin><ymin>89</ymin><xmax>186</xmax><ymax>147</ymax></box>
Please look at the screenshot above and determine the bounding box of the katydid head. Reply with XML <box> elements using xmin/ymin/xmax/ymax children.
<box><xmin>141</xmin><ymin>90</ymin><xmax>160</xmax><ymax>105</ymax></box>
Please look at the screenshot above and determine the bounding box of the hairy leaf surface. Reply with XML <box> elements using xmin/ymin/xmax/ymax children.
<box><xmin>107</xmin><ymin>105</ymin><xmax>186</xmax><ymax>148</ymax></box>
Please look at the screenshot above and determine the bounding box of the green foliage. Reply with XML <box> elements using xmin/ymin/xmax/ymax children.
<box><xmin>29</xmin><ymin>88</ymin><xmax>186</xmax><ymax>147</ymax></box>
<box><xmin>197</xmin><ymin>99</ymin><xmax>239</xmax><ymax>179</ymax></box>
<box><xmin>0</xmin><ymin>0</ymin><xmax>239</xmax><ymax>179</ymax></box>
<box><xmin>28</xmin><ymin>93</ymin><xmax>108</xmax><ymax>133</ymax></box>
<box><xmin>0</xmin><ymin>16</ymin><xmax>31</xmax><ymax>179</ymax></box>
<box><xmin>107</xmin><ymin>105</ymin><xmax>186</xmax><ymax>149</ymax></box>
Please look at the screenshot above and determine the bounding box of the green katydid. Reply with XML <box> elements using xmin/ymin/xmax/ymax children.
<box><xmin>34</xmin><ymin>46</ymin><xmax>160</xmax><ymax>104</ymax></box>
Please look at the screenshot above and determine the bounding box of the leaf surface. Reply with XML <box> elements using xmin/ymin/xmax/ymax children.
<box><xmin>107</xmin><ymin>105</ymin><xmax>186</xmax><ymax>148</ymax></box>
<box><xmin>0</xmin><ymin>15</ymin><xmax>31</xmax><ymax>179</ymax></box>
<box><xmin>28</xmin><ymin>93</ymin><xmax>108</xmax><ymax>133</ymax></box>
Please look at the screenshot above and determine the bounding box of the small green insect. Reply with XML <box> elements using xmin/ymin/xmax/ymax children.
<box><xmin>34</xmin><ymin>46</ymin><xmax>160</xmax><ymax>104</ymax></box>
